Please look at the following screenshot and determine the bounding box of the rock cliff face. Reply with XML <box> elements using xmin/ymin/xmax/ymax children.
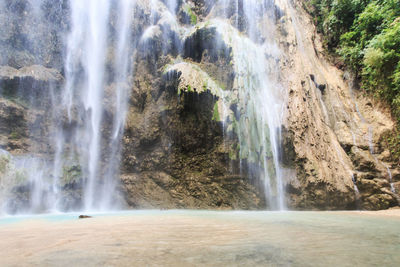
<box><xmin>0</xmin><ymin>65</ymin><xmax>62</xmax><ymax>153</ymax></box>
<box><xmin>278</xmin><ymin>0</ymin><xmax>400</xmax><ymax>210</ymax></box>
<box><xmin>120</xmin><ymin>56</ymin><xmax>263</xmax><ymax>209</ymax></box>
<box><xmin>0</xmin><ymin>0</ymin><xmax>398</xmax><ymax>212</ymax></box>
<box><xmin>119</xmin><ymin>1</ymin><xmax>266</xmax><ymax>209</ymax></box>
<box><xmin>0</xmin><ymin>0</ymin><xmax>67</xmax><ymax>69</ymax></box>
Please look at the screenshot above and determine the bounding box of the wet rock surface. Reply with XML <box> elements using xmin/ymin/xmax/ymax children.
<box><xmin>278</xmin><ymin>0</ymin><xmax>400</xmax><ymax>210</ymax></box>
<box><xmin>0</xmin><ymin>0</ymin><xmax>67</xmax><ymax>69</ymax></box>
<box><xmin>0</xmin><ymin>65</ymin><xmax>62</xmax><ymax>153</ymax></box>
<box><xmin>121</xmin><ymin>52</ymin><xmax>265</xmax><ymax>209</ymax></box>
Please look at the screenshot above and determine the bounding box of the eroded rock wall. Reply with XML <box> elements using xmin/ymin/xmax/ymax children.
<box><xmin>119</xmin><ymin>4</ymin><xmax>265</xmax><ymax>208</ymax></box>
<box><xmin>277</xmin><ymin>0</ymin><xmax>400</xmax><ymax>210</ymax></box>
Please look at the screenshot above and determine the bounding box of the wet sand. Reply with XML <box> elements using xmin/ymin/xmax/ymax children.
<box><xmin>1</xmin><ymin>210</ymin><xmax>399</xmax><ymax>266</ymax></box>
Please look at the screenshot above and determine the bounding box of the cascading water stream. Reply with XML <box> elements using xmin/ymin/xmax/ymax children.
<box><xmin>203</xmin><ymin>0</ymin><xmax>286</xmax><ymax>209</ymax></box>
<box><xmin>0</xmin><ymin>0</ymin><xmax>136</xmax><ymax>213</ymax></box>
<box><xmin>61</xmin><ymin>0</ymin><xmax>138</xmax><ymax>210</ymax></box>
<box><xmin>137</xmin><ymin>0</ymin><xmax>287</xmax><ymax>209</ymax></box>
<box><xmin>1</xmin><ymin>0</ymin><xmax>63</xmax><ymax>213</ymax></box>
<box><xmin>62</xmin><ymin>0</ymin><xmax>112</xmax><ymax>210</ymax></box>
<box><xmin>351</xmin><ymin>89</ymin><xmax>395</xmax><ymax>194</ymax></box>
<box><xmin>231</xmin><ymin>1</ymin><xmax>286</xmax><ymax>210</ymax></box>
<box><xmin>1</xmin><ymin>0</ymin><xmax>289</xmax><ymax>213</ymax></box>
<box><xmin>345</xmin><ymin>75</ymin><xmax>395</xmax><ymax>194</ymax></box>
<box><xmin>100</xmin><ymin>0</ymin><xmax>135</xmax><ymax>209</ymax></box>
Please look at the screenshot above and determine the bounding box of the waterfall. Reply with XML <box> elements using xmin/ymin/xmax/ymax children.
<box><xmin>1</xmin><ymin>0</ymin><xmax>287</xmax><ymax>213</ymax></box>
<box><xmin>62</xmin><ymin>0</ymin><xmax>112</xmax><ymax>210</ymax></box>
<box><xmin>100</xmin><ymin>0</ymin><xmax>135</xmax><ymax>209</ymax></box>
<box><xmin>217</xmin><ymin>0</ymin><xmax>286</xmax><ymax>209</ymax></box>
<box><xmin>61</xmin><ymin>0</ymin><xmax>136</xmax><ymax>211</ymax></box>
<box><xmin>0</xmin><ymin>0</ymin><xmax>136</xmax><ymax>213</ymax></box>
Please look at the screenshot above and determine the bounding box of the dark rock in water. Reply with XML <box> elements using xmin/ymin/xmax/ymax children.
<box><xmin>78</xmin><ymin>215</ymin><xmax>92</xmax><ymax>219</ymax></box>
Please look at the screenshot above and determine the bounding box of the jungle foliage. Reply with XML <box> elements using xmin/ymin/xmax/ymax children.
<box><xmin>304</xmin><ymin>0</ymin><xmax>400</xmax><ymax>159</ymax></box>
<box><xmin>305</xmin><ymin>0</ymin><xmax>400</xmax><ymax>121</ymax></box>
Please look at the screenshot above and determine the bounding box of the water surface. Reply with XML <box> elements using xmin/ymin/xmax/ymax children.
<box><xmin>0</xmin><ymin>210</ymin><xmax>399</xmax><ymax>266</ymax></box>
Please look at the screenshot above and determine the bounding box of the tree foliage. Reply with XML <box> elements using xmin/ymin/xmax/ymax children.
<box><xmin>306</xmin><ymin>0</ymin><xmax>400</xmax><ymax>123</ymax></box>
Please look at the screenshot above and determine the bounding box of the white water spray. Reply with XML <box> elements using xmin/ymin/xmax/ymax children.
<box><xmin>205</xmin><ymin>0</ymin><xmax>286</xmax><ymax>209</ymax></box>
<box><xmin>100</xmin><ymin>0</ymin><xmax>135</xmax><ymax>209</ymax></box>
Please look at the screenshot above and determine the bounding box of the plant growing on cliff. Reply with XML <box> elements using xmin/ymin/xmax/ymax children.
<box><xmin>0</xmin><ymin>154</ymin><xmax>28</xmax><ymax>193</ymax></box>
<box><xmin>212</xmin><ymin>102</ymin><xmax>220</xmax><ymax>121</ymax></box>
<box><xmin>184</xmin><ymin>4</ymin><xmax>198</xmax><ymax>25</ymax></box>
<box><xmin>308</xmin><ymin>0</ymin><xmax>400</xmax><ymax>115</ymax></box>
<box><xmin>62</xmin><ymin>165</ymin><xmax>82</xmax><ymax>187</ymax></box>
<box><xmin>306</xmin><ymin>0</ymin><xmax>400</xmax><ymax>160</ymax></box>
<box><xmin>9</xmin><ymin>131</ymin><xmax>21</xmax><ymax>140</ymax></box>
<box><xmin>0</xmin><ymin>155</ymin><xmax>9</xmax><ymax>173</ymax></box>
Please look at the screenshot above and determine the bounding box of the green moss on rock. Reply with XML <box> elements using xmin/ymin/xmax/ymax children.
<box><xmin>212</xmin><ymin>102</ymin><xmax>220</xmax><ymax>121</ymax></box>
<box><xmin>61</xmin><ymin>165</ymin><xmax>82</xmax><ymax>187</ymax></box>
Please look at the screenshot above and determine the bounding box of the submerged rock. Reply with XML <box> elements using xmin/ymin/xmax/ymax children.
<box><xmin>78</xmin><ymin>215</ymin><xmax>92</xmax><ymax>219</ymax></box>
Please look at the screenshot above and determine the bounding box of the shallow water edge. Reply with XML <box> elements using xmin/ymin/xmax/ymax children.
<box><xmin>0</xmin><ymin>210</ymin><xmax>399</xmax><ymax>266</ymax></box>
